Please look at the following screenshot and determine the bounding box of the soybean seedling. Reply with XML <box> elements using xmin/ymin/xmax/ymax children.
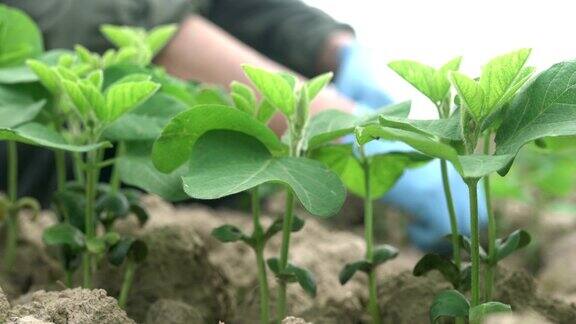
<box><xmin>355</xmin><ymin>49</ymin><xmax>576</xmax><ymax>323</ymax></box>
<box><xmin>388</xmin><ymin>58</ymin><xmax>468</xmax><ymax>281</ymax></box>
<box><xmin>311</xmin><ymin>134</ymin><xmax>430</xmax><ymax>323</ymax></box>
<box><xmin>152</xmin><ymin>67</ymin><xmax>346</xmax><ymax>322</ymax></box>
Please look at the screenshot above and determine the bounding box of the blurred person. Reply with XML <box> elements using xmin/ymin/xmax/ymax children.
<box><xmin>0</xmin><ymin>0</ymin><xmax>486</xmax><ymax>252</ymax></box>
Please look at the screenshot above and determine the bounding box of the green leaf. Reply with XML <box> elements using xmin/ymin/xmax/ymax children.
<box><xmin>183</xmin><ymin>130</ymin><xmax>345</xmax><ymax>218</ymax></box>
<box><xmin>450</xmin><ymin>49</ymin><xmax>532</xmax><ymax>120</ymax></box>
<box><xmin>288</xmin><ymin>264</ymin><xmax>317</xmax><ymax>297</ymax></box>
<box><xmin>430</xmin><ymin>290</ymin><xmax>470</xmax><ymax>323</ymax></box>
<box><xmin>118</xmin><ymin>141</ymin><xmax>188</xmax><ymax>202</ymax></box>
<box><xmin>102</xmin><ymin>80</ymin><xmax>160</xmax><ymax>122</ymax></box>
<box><xmin>495</xmin><ymin>229</ymin><xmax>531</xmax><ymax>262</ymax></box>
<box><xmin>26</xmin><ymin>60</ymin><xmax>59</xmax><ymax>93</ymax></box>
<box><xmin>458</xmin><ymin>154</ymin><xmax>515</xmax><ymax>179</ymax></box>
<box><xmin>339</xmin><ymin>260</ymin><xmax>371</xmax><ymax>285</ymax></box>
<box><xmin>311</xmin><ymin>144</ymin><xmax>429</xmax><ymax>199</ymax></box>
<box><xmin>211</xmin><ymin>224</ymin><xmax>249</xmax><ymax>243</ymax></box>
<box><xmin>0</xmin><ymin>50</ymin><xmax>70</xmax><ymax>84</ymax></box>
<box><xmin>378</xmin><ymin>111</ymin><xmax>462</xmax><ymax>141</ymax></box>
<box><xmin>413</xmin><ymin>253</ymin><xmax>461</xmax><ymax>288</ymax></box>
<box><xmin>95</xmin><ymin>191</ymin><xmax>130</xmax><ymax>219</ymax></box>
<box><xmin>42</xmin><ymin>224</ymin><xmax>85</xmax><ymax>251</ymax></box>
<box><xmin>100</xmin><ymin>25</ymin><xmax>141</xmax><ymax>48</ymax></box>
<box><xmin>373</xmin><ymin>244</ymin><xmax>399</xmax><ymax>265</ymax></box>
<box><xmin>306</xmin><ymin>72</ymin><xmax>333</xmax><ymax>101</ymax></box>
<box><xmin>108</xmin><ymin>238</ymin><xmax>148</xmax><ymax>266</ymax></box>
<box><xmin>496</xmin><ymin>61</ymin><xmax>576</xmax><ymax>157</ymax></box>
<box><xmin>456</xmin><ymin>234</ymin><xmax>488</xmax><ymax>262</ymax></box>
<box><xmin>469</xmin><ymin>302</ymin><xmax>511</xmax><ymax>323</ymax></box>
<box><xmin>256</xmin><ymin>99</ymin><xmax>276</xmax><ymax>124</ymax></box>
<box><xmin>146</xmin><ymin>24</ymin><xmax>178</xmax><ymax>55</ymax></box>
<box><xmin>0</xmin><ymin>123</ymin><xmax>111</xmax><ymax>152</ymax></box>
<box><xmin>0</xmin><ymin>84</ymin><xmax>45</xmax><ymax>128</ymax></box>
<box><xmin>264</xmin><ymin>214</ymin><xmax>305</xmax><ymax>241</ymax></box>
<box><xmin>231</xmin><ymin>81</ymin><xmax>256</xmax><ymax>115</ymax></box>
<box><xmin>389</xmin><ymin>57</ymin><xmax>461</xmax><ymax>104</ymax></box>
<box><xmin>152</xmin><ymin>105</ymin><xmax>286</xmax><ymax>173</ymax></box>
<box><xmin>242</xmin><ymin>65</ymin><xmax>295</xmax><ymax>116</ymax></box>
<box><xmin>103</xmin><ymin>93</ymin><xmax>188</xmax><ymax>141</ymax></box>
<box><xmin>0</xmin><ymin>5</ymin><xmax>43</xmax><ymax>67</ymax></box>
<box><xmin>305</xmin><ymin>101</ymin><xmax>411</xmax><ymax>150</ymax></box>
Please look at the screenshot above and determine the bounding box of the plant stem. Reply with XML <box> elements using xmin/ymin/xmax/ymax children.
<box><xmin>118</xmin><ymin>259</ymin><xmax>136</xmax><ymax>309</ymax></box>
<box><xmin>483</xmin><ymin>133</ymin><xmax>497</xmax><ymax>302</ymax></box>
<box><xmin>252</xmin><ymin>188</ymin><xmax>270</xmax><ymax>324</ymax></box>
<box><xmin>4</xmin><ymin>141</ymin><xmax>19</xmax><ymax>270</ymax></box>
<box><xmin>277</xmin><ymin>190</ymin><xmax>294</xmax><ymax>322</ymax></box>
<box><xmin>466</xmin><ymin>179</ymin><xmax>480</xmax><ymax>307</ymax></box>
<box><xmin>109</xmin><ymin>142</ymin><xmax>124</xmax><ymax>192</ymax></box>
<box><xmin>440</xmin><ymin>159</ymin><xmax>461</xmax><ymax>269</ymax></box>
<box><xmin>83</xmin><ymin>148</ymin><xmax>99</xmax><ymax>288</ymax></box>
<box><xmin>360</xmin><ymin>146</ymin><xmax>381</xmax><ymax>324</ymax></box>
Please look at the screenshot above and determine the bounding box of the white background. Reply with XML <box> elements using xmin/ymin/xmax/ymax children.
<box><xmin>305</xmin><ymin>0</ymin><xmax>575</xmax><ymax>117</ymax></box>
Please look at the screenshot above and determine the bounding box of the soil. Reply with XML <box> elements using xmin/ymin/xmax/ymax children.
<box><xmin>7</xmin><ymin>288</ymin><xmax>133</xmax><ymax>323</ymax></box>
<box><xmin>0</xmin><ymin>195</ymin><xmax>574</xmax><ymax>323</ymax></box>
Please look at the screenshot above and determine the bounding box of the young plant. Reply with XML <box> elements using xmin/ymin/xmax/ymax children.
<box><xmin>388</xmin><ymin>57</ymin><xmax>466</xmax><ymax>278</ymax></box>
<box><xmin>152</xmin><ymin>67</ymin><xmax>346</xmax><ymax>322</ymax></box>
<box><xmin>355</xmin><ymin>48</ymin><xmax>576</xmax><ymax>322</ymax></box>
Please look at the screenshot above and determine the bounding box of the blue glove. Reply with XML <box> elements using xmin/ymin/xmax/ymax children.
<box><xmin>335</xmin><ymin>43</ymin><xmax>394</xmax><ymax>109</ymax></box>
<box><xmin>361</xmin><ymin>126</ymin><xmax>489</xmax><ymax>252</ymax></box>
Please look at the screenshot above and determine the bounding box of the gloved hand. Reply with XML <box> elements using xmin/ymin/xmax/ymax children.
<box><xmin>357</xmin><ymin>118</ymin><xmax>489</xmax><ymax>252</ymax></box>
<box><xmin>335</xmin><ymin>42</ymin><xmax>394</xmax><ymax>109</ymax></box>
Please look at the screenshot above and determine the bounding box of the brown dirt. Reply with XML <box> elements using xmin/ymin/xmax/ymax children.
<box><xmin>7</xmin><ymin>315</ymin><xmax>52</xmax><ymax>324</ymax></box>
<box><xmin>144</xmin><ymin>299</ymin><xmax>203</xmax><ymax>324</ymax></box>
<box><xmin>8</xmin><ymin>288</ymin><xmax>133</xmax><ymax>324</ymax></box>
<box><xmin>539</xmin><ymin>232</ymin><xmax>576</xmax><ymax>304</ymax></box>
<box><xmin>282</xmin><ymin>316</ymin><xmax>311</xmax><ymax>324</ymax></box>
<box><xmin>1</xmin><ymin>286</ymin><xmax>10</xmax><ymax>322</ymax></box>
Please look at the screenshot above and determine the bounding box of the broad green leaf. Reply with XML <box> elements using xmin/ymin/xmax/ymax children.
<box><xmin>339</xmin><ymin>260</ymin><xmax>371</xmax><ymax>285</ymax></box>
<box><xmin>389</xmin><ymin>57</ymin><xmax>461</xmax><ymax>104</ymax></box>
<box><xmin>0</xmin><ymin>5</ymin><xmax>43</xmax><ymax>67</ymax></box>
<box><xmin>256</xmin><ymin>99</ymin><xmax>276</xmax><ymax>124</ymax></box>
<box><xmin>305</xmin><ymin>101</ymin><xmax>411</xmax><ymax>150</ymax></box>
<box><xmin>0</xmin><ymin>85</ymin><xmax>45</xmax><ymax>128</ymax></box>
<box><xmin>311</xmin><ymin>144</ymin><xmax>429</xmax><ymax>199</ymax></box>
<box><xmin>103</xmin><ymin>80</ymin><xmax>160</xmax><ymax>122</ymax></box>
<box><xmin>469</xmin><ymin>302</ymin><xmax>511</xmax><ymax>323</ymax></box>
<box><xmin>42</xmin><ymin>224</ymin><xmax>85</xmax><ymax>251</ymax></box>
<box><xmin>95</xmin><ymin>191</ymin><xmax>130</xmax><ymax>218</ymax></box>
<box><xmin>118</xmin><ymin>141</ymin><xmax>188</xmax><ymax>202</ymax></box>
<box><xmin>146</xmin><ymin>24</ymin><xmax>178</xmax><ymax>55</ymax></box>
<box><xmin>152</xmin><ymin>105</ymin><xmax>286</xmax><ymax>173</ymax></box>
<box><xmin>183</xmin><ymin>130</ymin><xmax>345</xmax><ymax>217</ymax></box>
<box><xmin>0</xmin><ymin>123</ymin><xmax>111</xmax><ymax>152</ymax></box>
<box><xmin>450</xmin><ymin>49</ymin><xmax>532</xmax><ymax>120</ymax></box>
<box><xmin>242</xmin><ymin>65</ymin><xmax>295</xmax><ymax>116</ymax></box>
<box><xmin>450</xmin><ymin>72</ymin><xmax>484</xmax><ymax>119</ymax></box>
<box><xmin>103</xmin><ymin>93</ymin><xmax>188</xmax><ymax>141</ymax></box>
<box><xmin>480</xmin><ymin>49</ymin><xmax>532</xmax><ymax>112</ymax></box>
<box><xmin>458</xmin><ymin>154</ymin><xmax>515</xmax><ymax>179</ymax></box>
<box><xmin>373</xmin><ymin>244</ymin><xmax>399</xmax><ymax>265</ymax></box>
<box><xmin>306</xmin><ymin>72</ymin><xmax>333</xmax><ymax>101</ymax></box>
<box><xmin>0</xmin><ymin>50</ymin><xmax>68</xmax><ymax>84</ymax></box>
<box><xmin>496</xmin><ymin>61</ymin><xmax>576</xmax><ymax>157</ymax></box>
<box><xmin>194</xmin><ymin>87</ymin><xmax>230</xmax><ymax>106</ymax></box>
<box><xmin>86</xmin><ymin>237</ymin><xmax>107</xmax><ymax>254</ymax></box>
<box><xmin>26</xmin><ymin>59</ymin><xmax>60</xmax><ymax>93</ymax></box>
<box><xmin>430</xmin><ymin>290</ymin><xmax>470</xmax><ymax>323</ymax></box>
<box><xmin>413</xmin><ymin>253</ymin><xmax>461</xmax><ymax>288</ymax></box>
<box><xmin>100</xmin><ymin>25</ymin><xmax>141</xmax><ymax>48</ymax></box>
<box><xmin>211</xmin><ymin>224</ymin><xmax>249</xmax><ymax>243</ymax></box>
<box><xmin>266</xmin><ymin>258</ymin><xmax>317</xmax><ymax>297</ymax></box>
<box><xmin>495</xmin><ymin>229</ymin><xmax>531</xmax><ymax>262</ymax></box>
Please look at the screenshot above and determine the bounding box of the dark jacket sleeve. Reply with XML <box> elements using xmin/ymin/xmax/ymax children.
<box><xmin>205</xmin><ymin>0</ymin><xmax>352</xmax><ymax>77</ymax></box>
<box><xmin>0</xmin><ymin>0</ymin><xmax>200</xmax><ymax>53</ymax></box>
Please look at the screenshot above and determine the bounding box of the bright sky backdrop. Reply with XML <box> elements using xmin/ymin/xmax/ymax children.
<box><xmin>305</xmin><ymin>0</ymin><xmax>574</xmax><ymax>117</ymax></box>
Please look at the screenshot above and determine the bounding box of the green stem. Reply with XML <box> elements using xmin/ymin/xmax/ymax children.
<box><xmin>359</xmin><ymin>146</ymin><xmax>381</xmax><ymax>324</ymax></box>
<box><xmin>252</xmin><ymin>188</ymin><xmax>270</xmax><ymax>324</ymax></box>
<box><xmin>109</xmin><ymin>142</ymin><xmax>124</xmax><ymax>192</ymax></box>
<box><xmin>83</xmin><ymin>148</ymin><xmax>99</xmax><ymax>288</ymax></box>
<box><xmin>440</xmin><ymin>159</ymin><xmax>461</xmax><ymax>269</ymax></box>
<box><xmin>4</xmin><ymin>141</ymin><xmax>19</xmax><ymax>270</ymax></box>
<box><xmin>276</xmin><ymin>190</ymin><xmax>294</xmax><ymax>322</ymax></box>
<box><xmin>483</xmin><ymin>133</ymin><xmax>496</xmax><ymax>302</ymax></box>
<box><xmin>118</xmin><ymin>259</ymin><xmax>136</xmax><ymax>309</ymax></box>
<box><xmin>466</xmin><ymin>179</ymin><xmax>480</xmax><ymax>307</ymax></box>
